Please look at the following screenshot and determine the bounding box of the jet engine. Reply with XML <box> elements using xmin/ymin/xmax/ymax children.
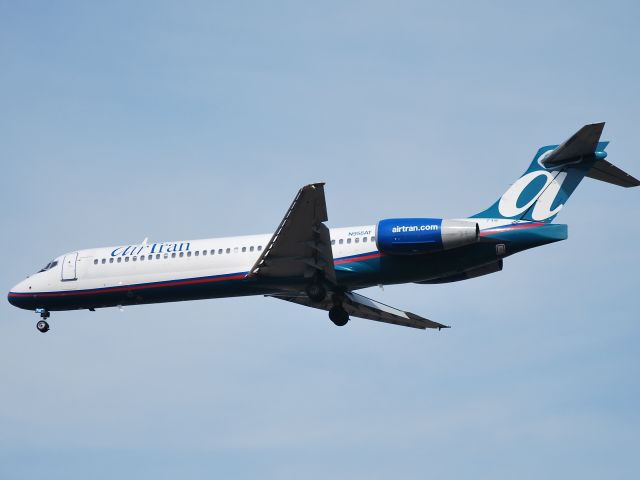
<box><xmin>376</xmin><ymin>218</ymin><xmax>479</xmax><ymax>255</ymax></box>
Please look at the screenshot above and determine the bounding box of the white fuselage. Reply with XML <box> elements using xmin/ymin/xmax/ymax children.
<box><xmin>8</xmin><ymin>217</ymin><xmax>546</xmax><ymax>315</ymax></box>
<box><xmin>11</xmin><ymin>225</ymin><xmax>379</xmax><ymax>297</ymax></box>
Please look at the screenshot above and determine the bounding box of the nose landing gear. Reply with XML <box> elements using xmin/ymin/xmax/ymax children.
<box><xmin>35</xmin><ymin>308</ymin><xmax>50</xmax><ymax>333</ymax></box>
<box><xmin>36</xmin><ymin>320</ymin><xmax>50</xmax><ymax>333</ymax></box>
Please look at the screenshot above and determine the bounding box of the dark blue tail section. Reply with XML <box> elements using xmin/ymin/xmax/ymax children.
<box><xmin>472</xmin><ymin>123</ymin><xmax>637</xmax><ymax>223</ymax></box>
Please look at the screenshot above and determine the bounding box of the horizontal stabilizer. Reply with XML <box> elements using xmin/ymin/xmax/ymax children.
<box><xmin>586</xmin><ymin>159</ymin><xmax>640</xmax><ymax>188</ymax></box>
<box><xmin>541</xmin><ymin>122</ymin><xmax>605</xmax><ymax>167</ymax></box>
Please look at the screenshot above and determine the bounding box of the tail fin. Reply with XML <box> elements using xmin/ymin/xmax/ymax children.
<box><xmin>472</xmin><ymin>123</ymin><xmax>639</xmax><ymax>223</ymax></box>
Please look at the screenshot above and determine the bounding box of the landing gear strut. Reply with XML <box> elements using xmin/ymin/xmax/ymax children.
<box><xmin>35</xmin><ymin>308</ymin><xmax>50</xmax><ymax>333</ymax></box>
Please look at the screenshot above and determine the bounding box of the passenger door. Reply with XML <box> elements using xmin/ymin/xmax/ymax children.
<box><xmin>61</xmin><ymin>252</ymin><xmax>78</xmax><ymax>281</ymax></box>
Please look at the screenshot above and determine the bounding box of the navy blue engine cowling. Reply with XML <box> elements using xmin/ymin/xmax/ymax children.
<box><xmin>376</xmin><ymin>218</ymin><xmax>479</xmax><ymax>255</ymax></box>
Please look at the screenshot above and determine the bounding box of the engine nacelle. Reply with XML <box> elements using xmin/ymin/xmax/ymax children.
<box><xmin>376</xmin><ymin>218</ymin><xmax>479</xmax><ymax>255</ymax></box>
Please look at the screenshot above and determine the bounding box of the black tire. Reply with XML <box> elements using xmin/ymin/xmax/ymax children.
<box><xmin>36</xmin><ymin>320</ymin><xmax>50</xmax><ymax>333</ymax></box>
<box><xmin>329</xmin><ymin>306</ymin><xmax>349</xmax><ymax>327</ymax></box>
<box><xmin>305</xmin><ymin>283</ymin><xmax>327</xmax><ymax>302</ymax></box>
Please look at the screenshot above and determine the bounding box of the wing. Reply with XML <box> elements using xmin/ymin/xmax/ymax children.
<box><xmin>250</xmin><ymin>183</ymin><xmax>336</xmax><ymax>284</ymax></box>
<box><xmin>271</xmin><ymin>291</ymin><xmax>449</xmax><ymax>330</ymax></box>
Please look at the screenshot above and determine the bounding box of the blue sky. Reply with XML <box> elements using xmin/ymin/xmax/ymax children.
<box><xmin>1</xmin><ymin>1</ymin><xmax>639</xmax><ymax>478</ymax></box>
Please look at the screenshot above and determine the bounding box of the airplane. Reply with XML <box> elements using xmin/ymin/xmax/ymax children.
<box><xmin>7</xmin><ymin>123</ymin><xmax>639</xmax><ymax>333</ymax></box>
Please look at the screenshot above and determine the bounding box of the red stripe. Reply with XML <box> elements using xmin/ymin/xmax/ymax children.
<box><xmin>334</xmin><ymin>252</ymin><xmax>383</xmax><ymax>265</ymax></box>
<box><xmin>8</xmin><ymin>273</ymin><xmax>247</xmax><ymax>298</ymax></box>
<box><xmin>480</xmin><ymin>222</ymin><xmax>546</xmax><ymax>237</ymax></box>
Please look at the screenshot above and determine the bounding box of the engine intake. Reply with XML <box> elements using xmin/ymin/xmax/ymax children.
<box><xmin>376</xmin><ymin>218</ymin><xmax>479</xmax><ymax>255</ymax></box>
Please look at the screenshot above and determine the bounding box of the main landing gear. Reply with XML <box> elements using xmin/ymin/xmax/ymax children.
<box><xmin>35</xmin><ymin>308</ymin><xmax>50</xmax><ymax>333</ymax></box>
<box><xmin>305</xmin><ymin>281</ymin><xmax>327</xmax><ymax>303</ymax></box>
<box><xmin>329</xmin><ymin>305</ymin><xmax>349</xmax><ymax>327</ymax></box>
<box><xmin>328</xmin><ymin>292</ymin><xmax>349</xmax><ymax>327</ymax></box>
<box><xmin>305</xmin><ymin>279</ymin><xmax>350</xmax><ymax>327</ymax></box>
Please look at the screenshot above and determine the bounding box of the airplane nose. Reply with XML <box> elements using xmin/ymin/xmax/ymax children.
<box><xmin>7</xmin><ymin>291</ymin><xmax>19</xmax><ymax>307</ymax></box>
<box><xmin>8</xmin><ymin>280</ymin><xmax>31</xmax><ymax>309</ymax></box>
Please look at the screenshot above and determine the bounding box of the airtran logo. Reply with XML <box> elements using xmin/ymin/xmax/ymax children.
<box><xmin>498</xmin><ymin>170</ymin><xmax>568</xmax><ymax>221</ymax></box>
<box><xmin>392</xmin><ymin>224</ymin><xmax>439</xmax><ymax>233</ymax></box>
<box><xmin>111</xmin><ymin>242</ymin><xmax>191</xmax><ymax>257</ymax></box>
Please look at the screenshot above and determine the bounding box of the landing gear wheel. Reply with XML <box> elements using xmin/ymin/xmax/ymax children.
<box><xmin>305</xmin><ymin>283</ymin><xmax>327</xmax><ymax>303</ymax></box>
<box><xmin>329</xmin><ymin>306</ymin><xmax>349</xmax><ymax>327</ymax></box>
<box><xmin>36</xmin><ymin>320</ymin><xmax>50</xmax><ymax>333</ymax></box>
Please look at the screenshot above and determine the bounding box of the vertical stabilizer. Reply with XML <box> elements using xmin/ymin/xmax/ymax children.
<box><xmin>472</xmin><ymin>123</ymin><xmax>638</xmax><ymax>223</ymax></box>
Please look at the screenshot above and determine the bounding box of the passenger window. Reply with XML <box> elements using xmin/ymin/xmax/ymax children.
<box><xmin>187</xmin><ymin>251</ymin><xmax>192</xmax><ymax>257</ymax></box>
<box><xmin>156</xmin><ymin>254</ymin><xmax>161</xmax><ymax>260</ymax></box>
<box><xmin>371</xmin><ymin>236</ymin><xmax>375</xmax><ymax>242</ymax></box>
<box><xmin>117</xmin><ymin>257</ymin><xmax>122</xmax><ymax>263</ymax></box>
<box><xmin>339</xmin><ymin>239</ymin><xmax>344</xmax><ymax>245</ymax></box>
<box><xmin>203</xmin><ymin>250</ymin><xmax>207</xmax><ymax>256</ymax></box>
<box><xmin>179</xmin><ymin>252</ymin><xmax>184</xmax><ymax>257</ymax></box>
<box><xmin>212</xmin><ymin>249</ymin><xmax>216</xmax><ymax>255</ymax></box>
<box><xmin>347</xmin><ymin>238</ymin><xmax>351</xmax><ymax>244</ymax></box>
<box><xmin>226</xmin><ymin>248</ymin><xmax>230</xmax><ymax>254</ymax></box>
<box><xmin>125</xmin><ymin>257</ymin><xmax>130</xmax><ymax>262</ymax></box>
<box><xmin>94</xmin><ymin>259</ymin><xmax>98</xmax><ymax>265</ymax></box>
<box><xmin>218</xmin><ymin>249</ymin><xmax>223</xmax><ymax>255</ymax></box>
<box><xmin>110</xmin><ymin>258</ymin><xmax>114</xmax><ymax>263</ymax></box>
<box><xmin>195</xmin><ymin>251</ymin><xmax>199</xmax><ymax>256</ymax></box>
<box><xmin>331</xmin><ymin>239</ymin><xmax>335</xmax><ymax>245</ymax></box>
<box><xmin>242</xmin><ymin>247</ymin><xmax>246</xmax><ymax>253</ymax></box>
<box><xmin>363</xmin><ymin>237</ymin><xmax>368</xmax><ymax>243</ymax></box>
<box><xmin>234</xmin><ymin>247</ymin><xmax>238</xmax><ymax>253</ymax></box>
<box><xmin>171</xmin><ymin>253</ymin><xmax>176</xmax><ymax>258</ymax></box>
<box><xmin>250</xmin><ymin>246</ymin><xmax>254</xmax><ymax>252</ymax></box>
<box><xmin>133</xmin><ymin>256</ymin><xmax>137</xmax><ymax>261</ymax></box>
<box><xmin>164</xmin><ymin>253</ymin><xmax>168</xmax><ymax>259</ymax></box>
<box><xmin>148</xmin><ymin>255</ymin><xmax>152</xmax><ymax>260</ymax></box>
<box><xmin>355</xmin><ymin>238</ymin><xmax>359</xmax><ymax>243</ymax></box>
<box><xmin>140</xmin><ymin>255</ymin><xmax>145</xmax><ymax>261</ymax></box>
<box><xmin>258</xmin><ymin>245</ymin><xmax>263</xmax><ymax>251</ymax></box>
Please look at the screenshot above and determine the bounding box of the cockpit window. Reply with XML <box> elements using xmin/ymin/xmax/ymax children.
<box><xmin>37</xmin><ymin>260</ymin><xmax>58</xmax><ymax>273</ymax></box>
